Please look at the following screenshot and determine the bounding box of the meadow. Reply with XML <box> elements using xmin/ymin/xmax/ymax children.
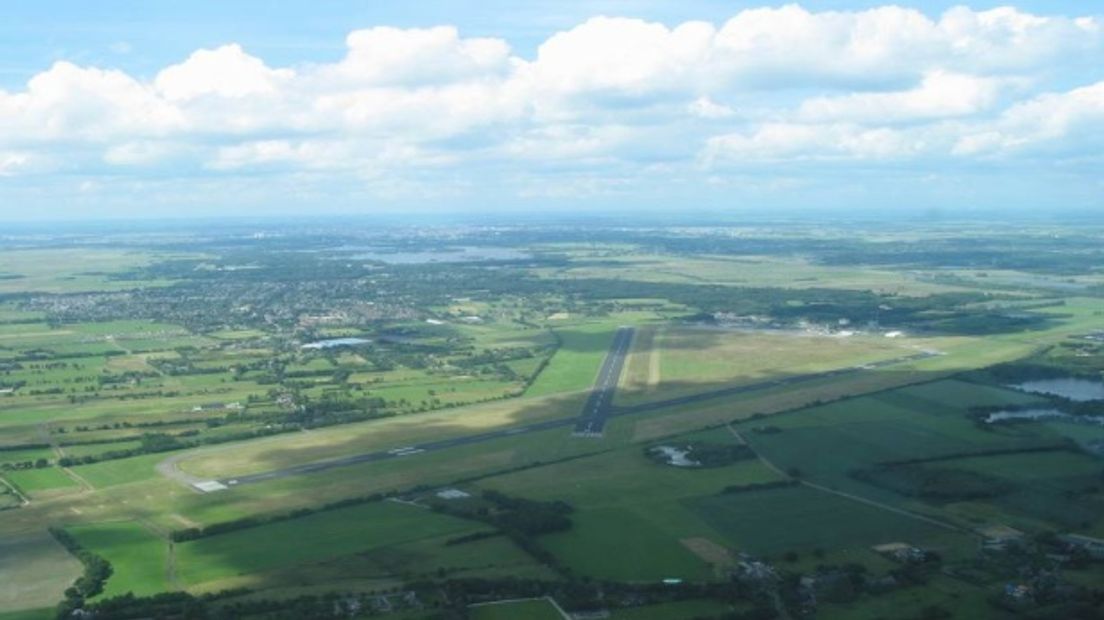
<box><xmin>470</xmin><ymin>599</ymin><xmax>564</xmax><ymax>620</ymax></box>
<box><xmin>3</xmin><ymin>227</ymin><xmax>1104</xmax><ymax>618</ymax></box>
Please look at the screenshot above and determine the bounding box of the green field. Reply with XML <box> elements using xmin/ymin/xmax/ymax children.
<box><xmin>620</xmin><ymin>327</ymin><xmax>916</xmax><ymax>404</ymax></box>
<box><xmin>470</xmin><ymin>598</ymin><xmax>563</xmax><ymax>620</ymax></box>
<box><xmin>687</xmin><ymin>485</ymin><xmax>961</xmax><ymax>557</ymax></box>
<box><xmin>0</xmin><ymin>609</ymin><xmax>54</xmax><ymax>620</ymax></box>
<box><xmin>71</xmin><ymin>453</ymin><xmax>166</xmax><ymax>489</ymax></box>
<box><xmin>480</xmin><ymin>432</ymin><xmax>784</xmax><ymax>580</ymax></box>
<box><xmin>3</xmin><ymin>226</ymin><xmax>1104</xmax><ymax>616</ymax></box>
<box><xmin>2</xmin><ymin>468</ymin><xmax>80</xmax><ymax>496</ymax></box>
<box><xmin>609</xmin><ymin>599</ymin><xmax>735</xmax><ymax>619</ymax></box>
<box><xmin>175</xmin><ymin>501</ymin><xmax>483</xmax><ymax>587</ymax></box>
<box><xmin>0</xmin><ymin>531</ymin><xmax>83</xmax><ymax>614</ymax></box>
<box><xmin>733</xmin><ymin>379</ymin><xmax>1062</xmax><ymax>507</ymax></box>
<box><xmin>526</xmin><ymin>324</ymin><xmax>616</xmax><ymax>397</ymax></box>
<box><xmin>68</xmin><ymin>521</ymin><xmax>171</xmax><ymax>598</ymax></box>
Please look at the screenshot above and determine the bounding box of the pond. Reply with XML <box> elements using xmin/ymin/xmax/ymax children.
<box><xmin>984</xmin><ymin>408</ymin><xmax>1104</xmax><ymax>426</ymax></box>
<box><xmin>301</xmin><ymin>337</ymin><xmax>371</xmax><ymax>350</ymax></box>
<box><xmin>348</xmin><ymin>246</ymin><xmax>531</xmax><ymax>264</ymax></box>
<box><xmin>652</xmin><ymin>445</ymin><xmax>700</xmax><ymax>467</ymax></box>
<box><xmin>1011</xmin><ymin>378</ymin><xmax>1104</xmax><ymax>402</ymax></box>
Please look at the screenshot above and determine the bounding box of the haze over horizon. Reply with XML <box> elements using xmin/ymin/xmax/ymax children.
<box><xmin>1</xmin><ymin>1</ymin><xmax>1103</xmax><ymax>220</ymax></box>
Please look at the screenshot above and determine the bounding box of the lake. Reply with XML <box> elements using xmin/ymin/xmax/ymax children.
<box><xmin>985</xmin><ymin>408</ymin><xmax>1104</xmax><ymax>426</ymax></box>
<box><xmin>1012</xmin><ymin>378</ymin><xmax>1104</xmax><ymax>402</ymax></box>
<box><xmin>348</xmin><ymin>246</ymin><xmax>531</xmax><ymax>264</ymax></box>
<box><xmin>301</xmin><ymin>337</ymin><xmax>371</xmax><ymax>350</ymax></box>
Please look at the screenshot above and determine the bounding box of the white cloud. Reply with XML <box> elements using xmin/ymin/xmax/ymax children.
<box><xmin>155</xmin><ymin>44</ymin><xmax>293</xmax><ymax>101</ymax></box>
<box><xmin>0</xmin><ymin>152</ymin><xmax>33</xmax><ymax>176</ymax></box>
<box><xmin>705</xmin><ymin>122</ymin><xmax>935</xmax><ymax>162</ymax></box>
<box><xmin>688</xmin><ymin>96</ymin><xmax>735</xmax><ymax>119</ymax></box>
<box><xmin>0</xmin><ymin>61</ymin><xmax>181</xmax><ymax>142</ymax></box>
<box><xmin>954</xmin><ymin>80</ymin><xmax>1104</xmax><ymax>156</ymax></box>
<box><xmin>799</xmin><ymin>70</ymin><xmax>1006</xmax><ymax>122</ymax></box>
<box><xmin>323</xmin><ymin>26</ymin><xmax>513</xmax><ymax>87</ymax></box>
<box><xmin>0</xmin><ymin>4</ymin><xmax>1101</xmax><ymax>201</ymax></box>
<box><xmin>520</xmin><ymin>17</ymin><xmax>714</xmax><ymax>98</ymax></box>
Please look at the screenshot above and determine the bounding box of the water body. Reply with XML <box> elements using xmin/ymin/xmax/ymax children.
<box><xmin>985</xmin><ymin>408</ymin><xmax>1069</xmax><ymax>423</ymax></box>
<box><xmin>349</xmin><ymin>246</ymin><xmax>531</xmax><ymax>264</ymax></box>
<box><xmin>301</xmin><ymin>337</ymin><xmax>371</xmax><ymax>350</ymax></box>
<box><xmin>985</xmin><ymin>408</ymin><xmax>1104</xmax><ymax>426</ymax></box>
<box><xmin>1012</xmin><ymin>378</ymin><xmax>1104</xmax><ymax>402</ymax></box>
<box><xmin>653</xmin><ymin>445</ymin><xmax>700</xmax><ymax>467</ymax></box>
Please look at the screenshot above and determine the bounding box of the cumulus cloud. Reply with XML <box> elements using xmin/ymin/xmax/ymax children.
<box><xmin>155</xmin><ymin>44</ymin><xmax>293</xmax><ymax>101</ymax></box>
<box><xmin>705</xmin><ymin>122</ymin><xmax>936</xmax><ymax>162</ymax></box>
<box><xmin>0</xmin><ymin>61</ymin><xmax>181</xmax><ymax>142</ymax></box>
<box><xmin>798</xmin><ymin>70</ymin><xmax>1006</xmax><ymax>122</ymax></box>
<box><xmin>0</xmin><ymin>4</ymin><xmax>1101</xmax><ymax>205</ymax></box>
<box><xmin>0</xmin><ymin>152</ymin><xmax>33</xmax><ymax>176</ymax></box>
<box><xmin>954</xmin><ymin>80</ymin><xmax>1104</xmax><ymax>156</ymax></box>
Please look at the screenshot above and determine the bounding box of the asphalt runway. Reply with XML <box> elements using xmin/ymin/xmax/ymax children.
<box><xmin>206</xmin><ymin>333</ymin><xmax>937</xmax><ymax>489</ymax></box>
<box><xmin>572</xmin><ymin>326</ymin><xmax>635</xmax><ymax>436</ymax></box>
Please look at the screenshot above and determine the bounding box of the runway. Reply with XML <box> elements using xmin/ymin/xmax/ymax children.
<box><xmin>198</xmin><ymin>330</ymin><xmax>937</xmax><ymax>490</ymax></box>
<box><xmin>572</xmin><ymin>326</ymin><xmax>634</xmax><ymax>437</ymax></box>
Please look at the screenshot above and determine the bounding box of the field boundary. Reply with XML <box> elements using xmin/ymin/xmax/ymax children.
<box><xmin>0</xmin><ymin>475</ymin><xmax>30</xmax><ymax>506</ymax></box>
<box><xmin>728</xmin><ymin>424</ymin><xmax>967</xmax><ymax>535</ymax></box>
<box><xmin>469</xmin><ymin>596</ymin><xmax>570</xmax><ymax>619</ymax></box>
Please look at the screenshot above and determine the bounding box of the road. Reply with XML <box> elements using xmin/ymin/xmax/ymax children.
<box><xmin>572</xmin><ymin>326</ymin><xmax>634</xmax><ymax>437</ymax></box>
<box><xmin>176</xmin><ymin>332</ymin><xmax>938</xmax><ymax>491</ymax></box>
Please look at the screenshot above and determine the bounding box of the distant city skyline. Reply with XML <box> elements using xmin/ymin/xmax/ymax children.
<box><xmin>1</xmin><ymin>1</ymin><xmax>1102</xmax><ymax>219</ymax></box>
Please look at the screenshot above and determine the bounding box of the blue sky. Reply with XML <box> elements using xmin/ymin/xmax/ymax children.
<box><xmin>1</xmin><ymin>1</ymin><xmax>1102</xmax><ymax>219</ymax></box>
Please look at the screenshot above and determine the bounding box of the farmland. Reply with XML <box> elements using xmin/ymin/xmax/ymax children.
<box><xmin>2</xmin><ymin>222</ymin><xmax>1104</xmax><ymax>619</ymax></box>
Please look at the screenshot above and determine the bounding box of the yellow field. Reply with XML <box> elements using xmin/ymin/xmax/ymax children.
<box><xmin>616</xmin><ymin>327</ymin><xmax>917</xmax><ymax>405</ymax></box>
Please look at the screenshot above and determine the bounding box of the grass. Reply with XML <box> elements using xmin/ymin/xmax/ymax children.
<box><xmin>2</xmin><ymin>468</ymin><xmax>80</xmax><ymax>496</ymax></box>
<box><xmin>170</xmin><ymin>426</ymin><xmax>605</xmax><ymax>529</ymax></box>
<box><xmin>526</xmin><ymin>324</ymin><xmax>616</xmax><ymax>397</ymax></box>
<box><xmin>609</xmin><ymin>599</ymin><xmax>735</xmax><ymax>619</ymax></box>
<box><xmin>731</xmin><ymin>379</ymin><xmax>1063</xmax><ymax>506</ymax></box>
<box><xmin>686</xmin><ymin>485</ymin><xmax>959</xmax><ymax>558</ymax></box>
<box><xmin>0</xmin><ymin>249</ymin><xmax>173</xmax><ymax>294</ymax></box>
<box><xmin>0</xmin><ymin>609</ymin><xmax>54</xmax><ymax>620</ymax></box>
<box><xmin>71</xmin><ymin>453</ymin><xmax>165</xmax><ymax>489</ymax></box>
<box><xmin>1</xmin><ymin>242</ymin><xmax>1102</xmax><ymax>611</ymax></box>
<box><xmin>544</xmin><ymin>507</ymin><xmax>713</xmax><ymax>581</ymax></box>
<box><xmin>479</xmin><ymin>433</ymin><xmax>783</xmax><ymax>581</ymax></box>
<box><xmin>61</xmin><ymin>440</ymin><xmax>143</xmax><ymax>460</ymax></box>
<box><xmin>0</xmin><ymin>530</ymin><xmax>83</xmax><ymax>614</ymax></box>
<box><xmin>176</xmin><ymin>392</ymin><xmax>582</xmax><ymax>479</ymax></box>
<box><xmin>934</xmin><ymin>450</ymin><xmax>1104</xmax><ymax>531</ymax></box>
<box><xmin>67</xmin><ymin>521</ymin><xmax>170</xmax><ymax>598</ymax></box>
<box><xmin>470</xmin><ymin>599</ymin><xmax>563</xmax><ymax>620</ymax></box>
<box><xmin>618</xmin><ymin>327</ymin><xmax>917</xmax><ymax>405</ymax></box>
<box><xmin>174</xmin><ymin>501</ymin><xmax>482</xmax><ymax>587</ymax></box>
<box><xmin>817</xmin><ymin>574</ymin><xmax>992</xmax><ymax>620</ymax></box>
<box><xmin>0</xmin><ymin>448</ymin><xmax>55</xmax><ymax>465</ymax></box>
<box><xmin>534</xmin><ymin>254</ymin><xmax>969</xmax><ymax>296</ymax></box>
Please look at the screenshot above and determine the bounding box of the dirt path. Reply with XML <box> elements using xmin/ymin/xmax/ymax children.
<box><xmin>36</xmin><ymin>423</ymin><xmax>93</xmax><ymax>492</ymax></box>
<box><xmin>137</xmin><ymin>518</ymin><xmax>181</xmax><ymax>590</ymax></box>
<box><xmin>0</xmin><ymin>475</ymin><xmax>30</xmax><ymax>506</ymax></box>
<box><xmin>727</xmin><ymin>424</ymin><xmax>966</xmax><ymax>534</ymax></box>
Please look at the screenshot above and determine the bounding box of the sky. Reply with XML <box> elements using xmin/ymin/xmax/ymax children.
<box><xmin>1</xmin><ymin>1</ymin><xmax>1102</xmax><ymax>220</ymax></box>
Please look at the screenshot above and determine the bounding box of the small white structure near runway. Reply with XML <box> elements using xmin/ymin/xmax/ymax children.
<box><xmin>193</xmin><ymin>480</ymin><xmax>229</xmax><ymax>493</ymax></box>
<box><xmin>436</xmin><ymin>488</ymin><xmax>471</xmax><ymax>500</ymax></box>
